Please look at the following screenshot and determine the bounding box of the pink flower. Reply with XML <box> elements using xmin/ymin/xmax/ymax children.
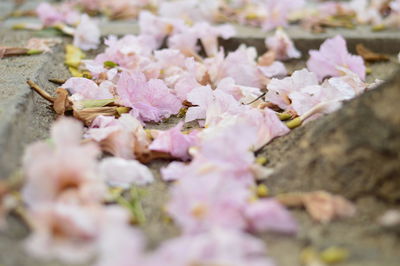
<box><xmin>168</xmin><ymin>30</ymin><xmax>200</xmax><ymax>57</ymax></box>
<box><xmin>167</xmin><ymin>175</ymin><xmax>250</xmax><ymax>233</ymax></box>
<box><xmin>266</xmin><ymin>28</ymin><xmax>301</xmax><ymax>60</ymax></box>
<box><xmin>117</xmin><ymin>71</ymin><xmax>182</xmax><ymax>122</ymax></box>
<box><xmin>307</xmin><ymin>35</ymin><xmax>366</xmax><ymax>81</ymax></box>
<box><xmin>289</xmin><ymin>68</ymin><xmax>367</xmax><ymax>117</ymax></box>
<box><xmin>25</xmin><ymin>203</ymin><xmax>100</xmax><ymax>263</ymax></box>
<box><xmin>219</xmin><ymin>45</ymin><xmax>262</xmax><ymax>87</ymax></box>
<box><xmin>239</xmin><ymin>108</ymin><xmax>290</xmax><ymax>149</ymax></box>
<box><xmin>94</xmin><ymin>35</ymin><xmax>157</xmax><ymax>71</ymax></box>
<box><xmin>193</xmin><ymin>22</ymin><xmax>236</xmax><ymax>57</ymax></box>
<box><xmin>99</xmin><ymin>157</ymin><xmax>154</xmax><ymax>188</ymax></box>
<box><xmin>266</xmin><ymin>68</ymin><xmax>319</xmax><ymax>110</ymax></box>
<box><xmin>85</xmin><ymin>114</ymin><xmax>150</xmax><ymax>159</ymax></box>
<box><xmin>73</xmin><ymin>14</ymin><xmax>101</xmax><ymax>51</ymax></box>
<box><xmin>95</xmin><ymin>214</ymin><xmax>145</xmax><ymax>266</ymax></box>
<box><xmin>185</xmin><ymin>85</ymin><xmax>214</xmax><ymax>123</ymax></box>
<box><xmin>25</xmin><ymin>203</ymin><xmax>135</xmax><ymax>264</ymax></box>
<box><xmin>216</xmin><ymin>77</ymin><xmax>263</xmax><ymax>103</ymax></box>
<box><xmin>149</xmin><ymin>122</ymin><xmax>198</xmax><ymax>161</ymax></box>
<box><xmin>139</xmin><ymin>11</ymin><xmax>186</xmax><ymax>48</ymax></box>
<box><xmin>36</xmin><ymin>3</ymin><xmax>62</xmax><ymax>26</ymax></box>
<box><xmin>147</xmin><ymin>229</ymin><xmax>274</xmax><ymax>266</ymax></box>
<box><xmin>245</xmin><ymin>199</ymin><xmax>298</xmax><ymax>234</ymax></box>
<box><xmin>22</xmin><ymin>118</ymin><xmax>105</xmax><ymax>207</ymax></box>
<box><xmin>62</xmin><ymin>77</ymin><xmax>113</xmax><ymax>100</ymax></box>
<box><xmin>258</xmin><ymin>61</ymin><xmax>288</xmax><ymax>78</ymax></box>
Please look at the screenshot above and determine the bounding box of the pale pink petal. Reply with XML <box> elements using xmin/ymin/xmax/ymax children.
<box><xmin>149</xmin><ymin>122</ymin><xmax>198</xmax><ymax>161</ymax></box>
<box><xmin>245</xmin><ymin>199</ymin><xmax>298</xmax><ymax>234</ymax></box>
<box><xmin>266</xmin><ymin>28</ymin><xmax>301</xmax><ymax>60</ymax></box>
<box><xmin>99</xmin><ymin>157</ymin><xmax>154</xmax><ymax>188</ymax></box>
<box><xmin>306</xmin><ymin>35</ymin><xmax>366</xmax><ymax>81</ymax></box>
<box><xmin>258</xmin><ymin>61</ymin><xmax>288</xmax><ymax>78</ymax></box>
<box><xmin>117</xmin><ymin>71</ymin><xmax>182</xmax><ymax>122</ymax></box>
<box><xmin>73</xmin><ymin>14</ymin><xmax>101</xmax><ymax>51</ymax></box>
<box><xmin>62</xmin><ymin>77</ymin><xmax>113</xmax><ymax>100</ymax></box>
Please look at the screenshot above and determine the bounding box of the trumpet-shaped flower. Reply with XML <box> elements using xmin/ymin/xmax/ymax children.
<box><xmin>22</xmin><ymin>118</ymin><xmax>105</xmax><ymax>207</ymax></box>
<box><xmin>73</xmin><ymin>14</ymin><xmax>101</xmax><ymax>51</ymax></box>
<box><xmin>117</xmin><ymin>71</ymin><xmax>182</xmax><ymax>122</ymax></box>
<box><xmin>99</xmin><ymin>157</ymin><xmax>154</xmax><ymax>188</ymax></box>
<box><xmin>307</xmin><ymin>35</ymin><xmax>366</xmax><ymax>81</ymax></box>
<box><xmin>266</xmin><ymin>28</ymin><xmax>301</xmax><ymax>60</ymax></box>
<box><xmin>149</xmin><ymin>122</ymin><xmax>198</xmax><ymax>161</ymax></box>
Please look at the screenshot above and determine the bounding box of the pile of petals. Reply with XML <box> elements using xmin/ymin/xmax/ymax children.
<box><xmin>15</xmin><ymin>9</ymin><xmax>376</xmax><ymax>266</ymax></box>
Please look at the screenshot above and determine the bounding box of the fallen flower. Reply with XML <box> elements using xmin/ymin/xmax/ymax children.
<box><xmin>22</xmin><ymin>118</ymin><xmax>105</xmax><ymax>206</ymax></box>
<box><xmin>99</xmin><ymin>157</ymin><xmax>154</xmax><ymax>188</ymax></box>
<box><xmin>265</xmin><ymin>28</ymin><xmax>301</xmax><ymax>60</ymax></box>
<box><xmin>276</xmin><ymin>191</ymin><xmax>356</xmax><ymax>223</ymax></box>
<box><xmin>62</xmin><ymin>77</ymin><xmax>113</xmax><ymax>100</ymax></box>
<box><xmin>307</xmin><ymin>35</ymin><xmax>366</xmax><ymax>81</ymax></box>
<box><xmin>26</xmin><ymin>38</ymin><xmax>62</xmax><ymax>53</ymax></box>
<box><xmin>117</xmin><ymin>71</ymin><xmax>182</xmax><ymax>122</ymax></box>
<box><xmin>149</xmin><ymin>122</ymin><xmax>198</xmax><ymax>161</ymax></box>
<box><xmin>245</xmin><ymin>199</ymin><xmax>298</xmax><ymax>234</ymax></box>
<box><xmin>73</xmin><ymin>14</ymin><xmax>101</xmax><ymax>51</ymax></box>
<box><xmin>85</xmin><ymin>114</ymin><xmax>150</xmax><ymax>160</ymax></box>
<box><xmin>147</xmin><ymin>228</ymin><xmax>275</xmax><ymax>266</ymax></box>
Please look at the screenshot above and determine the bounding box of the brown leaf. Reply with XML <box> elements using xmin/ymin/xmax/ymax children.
<box><xmin>356</xmin><ymin>44</ymin><xmax>389</xmax><ymax>62</ymax></box>
<box><xmin>53</xmin><ymin>88</ymin><xmax>72</xmax><ymax>115</ymax></box>
<box><xmin>136</xmin><ymin>150</ymin><xmax>175</xmax><ymax>164</ymax></box>
<box><xmin>73</xmin><ymin>106</ymin><xmax>120</xmax><ymax>126</ymax></box>
<box><xmin>0</xmin><ymin>47</ymin><xmax>29</xmax><ymax>57</ymax></box>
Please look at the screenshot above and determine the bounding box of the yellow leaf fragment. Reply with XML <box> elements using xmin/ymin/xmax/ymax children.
<box><xmin>320</xmin><ymin>247</ymin><xmax>349</xmax><ymax>264</ymax></box>
<box><xmin>65</xmin><ymin>44</ymin><xmax>85</xmax><ymax>68</ymax></box>
<box><xmin>69</xmin><ymin>67</ymin><xmax>83</xmax><ymax>77</ymax></box>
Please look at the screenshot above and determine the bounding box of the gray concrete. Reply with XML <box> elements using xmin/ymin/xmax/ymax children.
<box><xmin>0</xmin><ymin>29</ymin><xmax>70</xmax><ymax>179</ymax></box>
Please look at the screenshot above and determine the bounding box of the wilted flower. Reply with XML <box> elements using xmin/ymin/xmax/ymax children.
<box><xmin>146</xmin><ymin>228</ymin><xmax>275</xmax><ymax>266</ymax></box>
<box><xmin>117</xmin><ymin>71</ymin><xmax>182</xmax><ymax>122</ymax></box>
<box><xmin>266</xmin><ymin>28</ymin><xmax>301</xmax><ymax>60</ymax></box>
<box><xmin>307</xmin><ymin>35</ymin><xmax>366</xmax><ymax>81</ymax></box>
<box><xmin>149</xmin><ymin>122</ymin><xmax>198</xmax><ymax>161</ymax></box>
<box><xmin>73</xmin><ymin>14</ymin><xmax>101</xmax><ymax>51</ymax></box>
<box><xmin>22</xmin><ymin>118</ymin><xmax>105</xmax><ymax>207</ymax></box>
<box><xmin>99</xmin><ymin>157</ymin><xmax>154</xmax><ymax>188</ymax></box>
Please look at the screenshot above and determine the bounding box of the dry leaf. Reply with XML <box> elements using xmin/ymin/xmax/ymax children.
<box><xmin>356</xmin><ymin>44</ymin><xmax>389</xmax><ymax>62</ymax></box>
<box><xmin>26</xmin><ymin>38</ymin><xmax>62</xmax><ymax>53</ymax></box>
<box><xmin>53</xmin><ymin>88</ymin><xmax>72</xmax><ymax>115</ymax></box>
<box><xmin>73</xmin><ymin>106</ymin><xmax>121</xmax><ymax>126</ymax></box>
<box><xmin>258</xmin><ymin>50</ymin><xmax>276</xmax><ymax>66</ymax></box>
<box><xmin>136</xmin><ymin>150</ymin><xmax>175</xmax><ymax>164</ymax></box>
<box><xmin>277</xmin><ymin>191</ymin><xmax>356</xmax><ymax>223</ymax></box>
